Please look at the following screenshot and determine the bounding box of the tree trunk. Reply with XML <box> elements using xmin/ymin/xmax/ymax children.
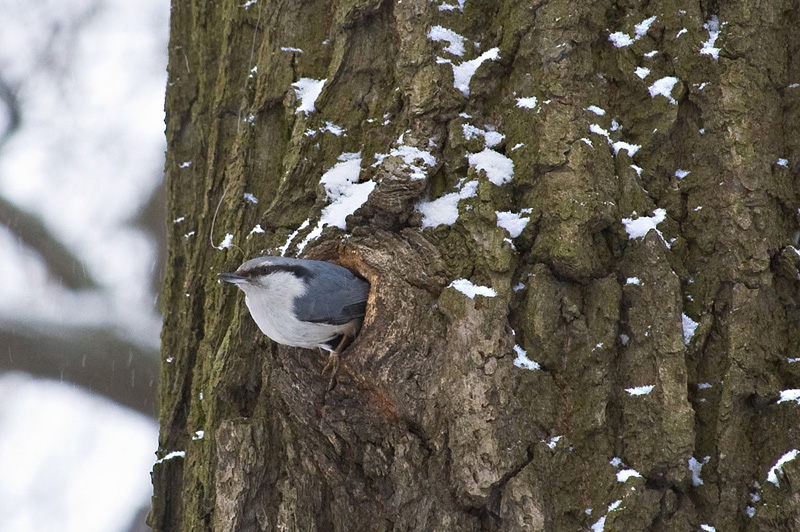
<box><xmin>151</xmin><ymin>0</ymin><xmax>800</xmax><ymax>530</ymax></box>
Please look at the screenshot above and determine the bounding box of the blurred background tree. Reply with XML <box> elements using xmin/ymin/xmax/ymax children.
<box><xmin>0</xmin><ymin>0</ymin><xmax>168</xmax><ymax>530</ymax></box>
<box><xmin>152</xmin><ymin>0</ymin><xmax>800</xmax><ymax>531</ymax></box>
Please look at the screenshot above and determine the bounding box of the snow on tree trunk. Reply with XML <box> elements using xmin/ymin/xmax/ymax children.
<box><xmin>151</xmin><ymin>0</ymin><xmax>800</xmax><ymax>530</ymax></box>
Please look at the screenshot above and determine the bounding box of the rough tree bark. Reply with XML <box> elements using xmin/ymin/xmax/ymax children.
<box><xmin>151</xmin><ymin>0</ymin><xmax>800</xmax><ymax>530</ymax></box>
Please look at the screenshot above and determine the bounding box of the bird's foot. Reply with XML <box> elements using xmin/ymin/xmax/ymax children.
<box><xmin>322</xmin><ymin>350</ymin><xmax>340</xmax><ymax>390</ymax></box>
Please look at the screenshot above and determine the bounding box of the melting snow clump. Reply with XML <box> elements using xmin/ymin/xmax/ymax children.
<box><xmin>438</xmin><ymin>47</ymin><xmax>500</xmax><ymax>96</ymax></box>
<box><xmin>155</xmin><ymin>450</ymin><xmax>185</xmax><ymax>464</ymax></box>
<box><xmin>495</xmin><ymin>211</ymin><xmax>530</xmax><ymax>238</ymax></box>
<box><xmin>373</xmin><ymin>134</ymin><xmax>437</xmax><ymax>180</ymax></box>
<box><xmin>438</xmin><ymin>0</ymin><xmax>465</xmax><ymax>11</ymax></box>
<box><xmin>622</xmin><ymin>208</ymin><xmax>667</xmax><ymax>239</ymax></box>
<box><xmin>609</xmin><ymin>32</ymin><xmax>634</xmax><ymax>47</ymax></box>
<box><xmin>617</xmin><ymin>469</ymin><xmax>642</xmax><ymax>482</ymax></box>
<box><xmin>682</xmin><ymin>313</ymin><xmax>699</xmax><ymax>344</ymax></box>
<box><xmin>219</xmin><ymin>233</ymin><xmax>234</xmax><ymax>248</ymax></box>
<box><xmin>625</xmin><ymin>385</ymin><xmax>655</xmax><ymax>396</ymax></box>
<box><xmin>449</xmin><ymin>278</ymin><xmax>497</xmax><ymax>298</ymax></box>
<box><xmin>317</xmin><ymin>153</ymin><xmax>373</xmax><ymax>229</ymax></box>
<box><xmin>778</xmin><ymin>389</ymin><xmax>800</xmax><ymax>404</ymax></box>
<box><xmin>513</xmin><ymin>345</ymin><xmax>541</xmax><ymax>370</ymax></box>
<box><xmin>543</xmin><ymin>435</ymin><xmax>562</xmax><ymax>449</ymax></box>
<box><xmin>292</xmin><ymin>78</ymin><xmax>326</xmax><ymax>114</ymax></box>
<box><xmin>278</xmin><ymin>219</ymin><xmax>309</xmax><ymax>255</ymax></box>
<box><xmin>416</xmin><ymin>180</ymin><xmax>478</xmax><ymax>228</ymax></box>
<box><xmin>675</xmin><ymin>169</ymin><xmax>690</xmax><ymax>179</ymax></box>
<box><xmin>294</xmin><ymin>154</ymin><xmax>374</xmax><ymax>252</ymax></box>
<box><xmin>590</xmin><ymin>123</ymin><xmax>610</xmax><ymax>140</ymax></box>
<box><xmin>428</xmin><ymin>26</ymin><xmax>466</xmax><ymax>56</ymax></box>
<box><xmin>649</xmin><ymin>77</ymin><xmax>679</xmax><ymax>104</ymax></box>
<box><xmin>612</xmin><ymin>141</ymin><xmax>640</xmax><ymax>156</ymax></box>
<box><xmin>608</xmin><ymin>16</ymin><xmax>656</xmax><ymax>48</ymax></box>
<box><xmin>700</xmin><ymin>16</ymin><xmax>723</xmax><ymax>60</ymax></box>
<box><xmin>462</xmin><ymin>123</ymin><xmax>504</xmax><ymax>147</ymax></box>
<box><xmin>689</xmin><ymin>456</ymin><xmax>709</xmax><ymax>486</ymax></box>
<box><xmin>248</xmin><ymin>224</ymin><xmax>265</xmax><ymax>236</ymax></box>
<box><xmin>468</xmin><ymin>148</ymin><xmax>514</xmax><ymax>185</ymax></box>
<box><xmin>767</xmin><ymin>449</ymin><xmax>800</xmax><ymax>487</ymax></box>
<box><xmin>516</xmin><ymin>97</ymin><xmax>538</xmax><ymax>109</ymax></box>
<box><xmin>634</xmin><ymin>16</ymin><xmax>657</xmax><ymax>38</ymax></box>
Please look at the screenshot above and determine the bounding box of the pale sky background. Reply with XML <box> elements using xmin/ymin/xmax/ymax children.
<box><xmin>0</xmin><ymin>0</ymin><xmax>169</xmax><ymax>530</ymax></box>
<box><xmin>0</xmin><ymin>0</ymin><xmax>167</xmax><ymax>347</ymax></box>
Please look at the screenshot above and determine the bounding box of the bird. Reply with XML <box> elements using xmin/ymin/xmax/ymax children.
<box><xmin>219</xmin><ymin>256</ymin><xmax>370</xmax><ymax>384</ymax></box>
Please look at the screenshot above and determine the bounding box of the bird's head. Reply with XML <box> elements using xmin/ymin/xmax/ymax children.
<box><xmin>219</xmin><ymin>257</ymin><xmax>314</xmax><ymax>294</ymax></box>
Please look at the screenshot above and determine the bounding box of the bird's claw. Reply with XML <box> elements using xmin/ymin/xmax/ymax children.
<box><xmin>322</xmin><ymin>351</ymin><xmax>340</xmax><ymax>390</ymax></box>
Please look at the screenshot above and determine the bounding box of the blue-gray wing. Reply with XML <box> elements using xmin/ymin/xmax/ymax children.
<box><xmin>292</xmin><ymin>262</ymin><xmax>370</xmax><ymax>325</ymax></box>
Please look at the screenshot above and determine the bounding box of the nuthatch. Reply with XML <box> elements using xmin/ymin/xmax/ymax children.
<box><xmin>219</xmin><ymin>256</ymin><xmax>370</xmax><ymax>381</ymax></box>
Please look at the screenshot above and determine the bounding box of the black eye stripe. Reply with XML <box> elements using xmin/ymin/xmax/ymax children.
<box><xmin>244</xmin><ymin>264</ymin><xmax>315</xmax><ymax>281</ymax></box>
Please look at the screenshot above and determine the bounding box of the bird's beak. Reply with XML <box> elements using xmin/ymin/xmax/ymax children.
<box><xmin>219</xmin><ymin>272</ymin><xmax>248</xmax><ymax>284</ymax></box>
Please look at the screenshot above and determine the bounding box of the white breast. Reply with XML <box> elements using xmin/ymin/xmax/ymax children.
<box><xmin>242</xmin><ymin>271</ymin><xmax>354</xmax><ymax>349</ymax></box>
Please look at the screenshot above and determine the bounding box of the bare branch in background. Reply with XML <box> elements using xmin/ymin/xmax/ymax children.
<box><xmin>0</xmin><ymin>75</ymin><xmax>21</xmax><ymax>149</ymax></box>
<box><xmin>0</xmin><ymin>196</ymin><xmax>98</xmax><ymax>290</ymax></box>
<box><xmin>0</xmin><ymin>324</ymin><xmax>159</xmax><ymax>418</ymax></box>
